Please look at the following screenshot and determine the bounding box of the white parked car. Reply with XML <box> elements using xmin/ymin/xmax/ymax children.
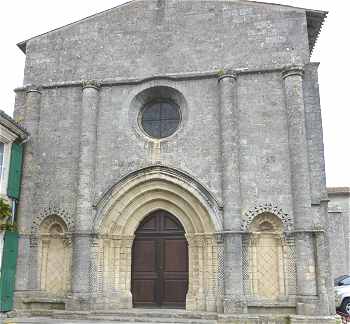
<box><xmin>335</xmin><ymin>275</ymin><xmax>350</xmax><ymax>315</ymax></box>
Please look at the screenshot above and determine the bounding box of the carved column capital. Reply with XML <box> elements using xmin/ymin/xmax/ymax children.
<box><xmin>82</xmin><ymin>80</ymin><xmax>101</xmax><ymax>90</ymax></box>
<box><xmin>281</xmin><ymin>65</ymin><xmax>304</xmax><ymax>79</ymax></box>
<box><xmin>215</xmin><ymin>233</ymin><xmax>224</xmax><ymax>245</ymax></box>
<box><xmin>218</xmin><ymin>69</ymin><xmax>237</xmax><ymax>82</ymax></box>
<box><xmin>25</xmin><ymin>84</ymin><xmax>42</xmax><ymax>94</ymax></box>
<box><xmin>90</xmin><ymin>235</ymin><xmax>100</xmax><ymax>247</ymax></box>
<box><xmin>63</xmin><ymin>235</ymin><xmax>73</xmax><ymax>247</ymax></box>
<box><xmin>121</xmin><ymin>235</ymin><xmax>135</xmax><ymax>248</ymax></box>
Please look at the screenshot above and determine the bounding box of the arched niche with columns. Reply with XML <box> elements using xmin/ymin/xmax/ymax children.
<box><xmin>91</xmin><ymin>166</ymin><xmax>223</xmax><ymax>312</ymax></box>
<box><xmin>38</xmin><ymin>215</ymin><xmax>72</xmax><ymax>297</ymax></box>
<box><xmin>243</xmin><ymin>212</ymin><xmax>297</xmax><ymax>301</ymax></box>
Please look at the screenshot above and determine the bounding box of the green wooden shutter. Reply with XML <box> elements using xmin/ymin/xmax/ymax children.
<box><xmin>7</xmin><ymin>143</ymin><xmax>24</xmax><ymax>200</ymax></box>
<box><xmin>0</xmin><ymin>231</ymin><xmax>19</xmax><ymax>312</ymax></box>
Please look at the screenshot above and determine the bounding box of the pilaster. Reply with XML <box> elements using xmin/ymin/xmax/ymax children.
<box><xmin>282</xmin><ymin>66</ymin><xmax>317</xmax><ymax>315</ymax></box>
<box><xmin>27</xmin><ymin>235</ymin><xmax>40</xmax><ymax>291</ymax></box>
<box><xmin>71</xmin><ymin>81</ymin><xmax>100</xmax><ymax>307</ymax></box>
<box><xmin>282</xmin><ymin>66</ymin><xmax>312</xmax><ymax>228</ymax></box>
<box><xmin>21</xmin><ymin>85</ymin><xmax>42</xmax><ymax>230</ymax></box>
<box><xmin>314</xmin><ymin>230</ymin><xmax>334</xmax><ymax>315</ymax></box>
<box><xmin>218</xmin><ymin>70</ymin><xmax>246</xmax><ymax>313</ymax></box>
<box><xmin>16</xmin><ymin>86</ymin><xmax>42</xmax><ymax>293</ymax></box>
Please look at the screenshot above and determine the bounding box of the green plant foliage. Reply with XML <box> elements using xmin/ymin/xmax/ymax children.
<box><xmin>217</xmin><ymin>69</ymin><xmax>225</xmax><ymax>77</ymax></box>
<box><xmin>0</xmin><ymin>197</ymin><xmax>11</xmax><ymax>220</ymax></box>
<box><xmin>0</xmin><ymin>197</ymin><xmax>16</xmax><ymax>232</ymax></box>
<box><xmin>0</xmin><ymin>222</ymin><xmax>17</xmax><ymax>232</ymax></box>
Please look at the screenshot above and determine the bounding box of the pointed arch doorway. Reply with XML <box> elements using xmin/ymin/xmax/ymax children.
<box><xmin>131</xmin><ymin>210</ymin><xmax>188</xmax><ymax>308</ymax></box>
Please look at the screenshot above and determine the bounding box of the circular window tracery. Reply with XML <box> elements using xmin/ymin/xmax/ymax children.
<box><xmin>140</xmin><ymin>100</ymin><xmax>181</xmax><ymax>139</ymax></box>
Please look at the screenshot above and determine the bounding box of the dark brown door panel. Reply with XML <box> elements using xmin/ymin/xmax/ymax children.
<box><xmin>131</xmin><ymin>210</ymin><xmax>188</xmax><ymax>308</ymax></box>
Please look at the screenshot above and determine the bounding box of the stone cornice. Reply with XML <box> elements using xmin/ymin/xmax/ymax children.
<box><xmin>327</xmin><ymin>187</ymin><xmax>350</xmax><ymax>196</ymax></box>
<box><xmin>15</xmin><ymin>64</ymin><xmax>311</xmax><ymax>92</ymax></box>
<box><xmin>281</xmin><ymin>65</ymin><xmax>304</xmax><ymax>79</ymax></box>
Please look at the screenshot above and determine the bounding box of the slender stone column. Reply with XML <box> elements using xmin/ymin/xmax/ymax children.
<box><xmin>282</xmin><ymin>66</ymin><xmax>317</xmax><ymax>315</ymax></box>
<box><xmin>24</xmin><ymin>87</ymin><xmax>41</xmax><ymax>138</ymax></box>
<box><xmin>89</xmin><ymin>236</ymin><xmax>100</xmax><ymax>297</ymax></box>
<box><xmin>21</xmin><ymin>86</ymin><xmax>42</xmax><ymax>230</ymax></box>
<box><xmin>218</xmin><ymin>71</ymin><xmax>246</xmax><ymax>313</ymax></box>
<box><xmin>205</xmin><ymin>235</ymin><xmax>216</xmax><ymax>312</ymax></box>
<box><xmin>185</xmin><ymin>235</ymin><xmax>196</xmax><ymax>311</ymax></box>
<box><xmin>215</xmin><ymin>234</ymin><xmax>224</xmax><ymax>313</ymax></box>
<box><xmin>119</xmin><ymin>236</ymin><xmax>134</xmax><ymax>308</ymax></box>
<box><xmin>16</xmin><ymin>86</ymin><xmax>42</xmax><ymax>293</ymax></box>
<box><xmin>27</xmin><ymin>236</ymin><xmax>40</xmax><ymax>290</ymax></box>
<box><xmin>71</xmin><ymin>81</ymin><xmax>100</xmax><ymax>307</ymax></box>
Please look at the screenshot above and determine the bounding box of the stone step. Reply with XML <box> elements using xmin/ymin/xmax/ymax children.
<box><xmin>4</xmin><ymin>309</ymin><xmax>218</xmax><ymax>324</ymax></box>
<box><xmin>10</xmin><ymin>309</ymin><xmax>217</xmax><ymax>320</ymax></box>
<box><xmin>3</xmin><ymin>317</ymin><xmax>217</xmax><ymax>324</ymax></box>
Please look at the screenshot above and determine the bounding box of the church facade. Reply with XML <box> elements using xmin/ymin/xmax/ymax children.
<box><xmin>12</xmin><ymin>1</ymin><xmax>336</xmax><ymax>322</ymax></box>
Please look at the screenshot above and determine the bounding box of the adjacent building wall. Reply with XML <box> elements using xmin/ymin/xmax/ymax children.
<box><xmin>328</xmin><ymin>188</ymin><xmax>350</xmax><ymax>278</ymax></box>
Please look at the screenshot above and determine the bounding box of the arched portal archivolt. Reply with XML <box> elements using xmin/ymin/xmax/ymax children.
<box><xmin>91</xmin><ymin>166</ymin><xmax>222</xmax><ymax>312</ymax></box>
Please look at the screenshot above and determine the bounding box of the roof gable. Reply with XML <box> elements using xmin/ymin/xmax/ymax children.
<box><xmin>17</xmin><ymin>0</ymin><xmax>327</xmax><ymax>55</ymax></box>
<box><xmin>20</xmin><ymin>0</ymin><xmax>326</xmax><ymax>84</ymax></box>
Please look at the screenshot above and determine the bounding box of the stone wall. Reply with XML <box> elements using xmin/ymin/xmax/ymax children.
<box><xmin>328</xmin><ymin>188</ymin><xmax>350</xmax><ymax>278</ymax></box>
<box><xmin>22</xmin><ymin>0</ymin><xmax>309</xmax><ymax>84</ymax></box>
<box><xmin>11</xmin><ymin>0</ymin><xmax>335</xmax><ymax>321</ymax></box>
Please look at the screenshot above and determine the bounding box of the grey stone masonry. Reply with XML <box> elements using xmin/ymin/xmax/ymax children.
<box><xmin>328</xmin><ymin>188</ymin><xmax>350</xmax><ymax>278</ymax></box>
<box><xmin>15</xmin><ymin>87</ymin><xmax>42</xmax><ymax>292</ymax></box>
<box><xmin>282</xmin><ymin>66</ymin><xmax>317</xmax><ymax>315</ymax></box>
<box><xmin>10</xmin><ymin>1</ymin><xmax>335</xmax><ymax>323</ymax></box>
<box><xmin>71</xmin><ymin>81</ymin><xmax>101</xmax><ymax>302</ymax></box>
<box><xmin>218</xmin><ymin>72</ymin><xmax>245</xmax><ymax>313</ymax></box>
<box><xmin>282</xmin><ymin>66</ymin><xmax>312</xmax><ymax>229</ymax></box>
<box><xmin>25</xmin><ymin>88</ymin><xmax>43</xmax><ymax>293</ymax></box>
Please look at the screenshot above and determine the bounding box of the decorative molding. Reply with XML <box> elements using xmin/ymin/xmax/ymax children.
<box><xmin>25</xmin><ymin>84</ymin><xmax>42</xmax><ymax>94</ymax></box>
<box><xmin>95</xmin><ymin>164</ymin><xmax>223</xmax><ymax>212</ymax></box>
<box><xmin>29</xmin><ymin>235</ymin><xmax>40</xmax><ymax>247</ymax></box>
<box><xmin>82</xmin><ymin>80</ymin><xmax>101</xmax><ymax>90</ymax></box>
<box><xmin>15</xmin><ymin>65</ymin><xmax>296</xmax><ymax>93</ymax></box>
<box><xmin>31</xmin><ymin>204</ymin><xmax>74</xmax><ymax>233</ymax></box>
<box><xmin>281</xmin><ymin>65</ymin><xmax>304</xmax><ymax>79</ymax></box>
<box><xmin>218</xmin><ymin>68</ymin><xmax>237</xmax><ymax>82</ymax></box>
<box><xmin>241</xmin><ymin>203</ymin><xmax>292</xmax><ymax>231</ymax></box>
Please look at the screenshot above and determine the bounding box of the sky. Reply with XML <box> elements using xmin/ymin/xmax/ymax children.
<box><xmin>0</xmin><ymin>0</ymin><xmax>348</xmax><ymax>187</ymax></box>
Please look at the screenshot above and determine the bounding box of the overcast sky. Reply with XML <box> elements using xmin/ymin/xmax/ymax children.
<box><xmin>0</xmin><ymin>0</ymin><xmax>348</xmax><ymax>187</ymax></box>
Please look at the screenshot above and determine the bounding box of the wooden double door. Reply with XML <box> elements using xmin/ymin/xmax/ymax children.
<box><xmin>131</xmin><ymin>210</ymin><xmax>188</xmax><ymax>308</ymax></box>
